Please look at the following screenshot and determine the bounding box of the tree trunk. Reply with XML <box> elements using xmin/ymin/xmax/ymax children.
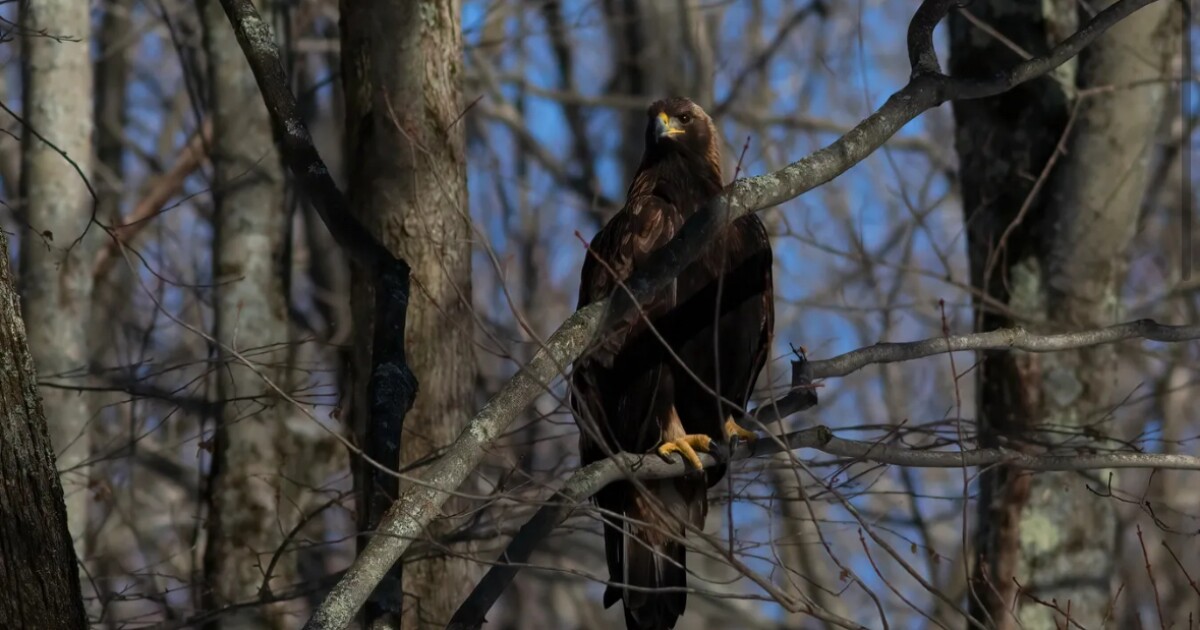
<box><xmin>18</xmin><ymin>0</ymin><xmax>97</xmax><ymax>562</ymax></box>
<box><xmin>201</xmin><ymin>0</ymin><xmax>295</xmax><ymax>625</ymax></box>
<box><xmin>0</xmin><ymin>227</ymin><xmax>87</xmax><ymax>630</ymax></box>
<box><xmin>950</xmin><ymin>2</ymin><xmax>1179</xmax><ymax>627</ymax></box>
<box><xmin>340</xmin><ymin>0</ymin><xmax>476</xmax><ymax>627</ymax></box>
<box><xmin>94</xmin><ymin>0</ymin><xmax>132</xmax><ymax>227</ymax></box>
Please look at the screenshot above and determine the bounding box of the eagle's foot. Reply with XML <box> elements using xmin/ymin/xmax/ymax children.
<box><xmin>725</xmin><ymin>417</ymin><xmax>758</xmax><ymax>444</ymax></box>
<box><xmin>657</xmin><ymin>434</ymin><xmax>713</xmax><ymax>470</ymax></box>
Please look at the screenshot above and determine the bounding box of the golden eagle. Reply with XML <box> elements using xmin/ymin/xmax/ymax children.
<box><xmin>570</xmin><ymin>97</ymin><xmax>774</xmax><ymax>629</ymax></box>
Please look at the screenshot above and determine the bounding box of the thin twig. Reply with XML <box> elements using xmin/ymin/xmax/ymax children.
<box><xmin>1138</xmin><ymin>525</ymin><xmax>1167</xmax><ymax>630</ymax></box>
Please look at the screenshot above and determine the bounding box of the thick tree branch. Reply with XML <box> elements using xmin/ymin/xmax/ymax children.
<box><xmin>217</xmin><ymin>0</ymin><xmax>388</xmax><ymax>269</ymax></box>
<box><xmin>266</xmin><ymin>0</ymin><xmax>1162</xmax><ymax>626</ymax></box>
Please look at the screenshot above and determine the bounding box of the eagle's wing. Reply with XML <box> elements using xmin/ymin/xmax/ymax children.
<box><xmin>575</xmin><ymin>196</ymin><xmax>684</xmax><ymax>357</ymax></box>
<box><xmin>570</xmin><ymin>194</ymin><xmax>683</xmax><ymax>457</ymax></box>
<box><xmin>570</xmin><ymin>195</ymin><xmax>693</xmax><ymax>627</ymax></box>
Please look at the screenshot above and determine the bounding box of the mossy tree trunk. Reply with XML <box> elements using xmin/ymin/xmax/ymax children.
<box><xmin>950</xmin><ymin>2</ymin><xmax>1180</xmax><ymax>627</ymax></box>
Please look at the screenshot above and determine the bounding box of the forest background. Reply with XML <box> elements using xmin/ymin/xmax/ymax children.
<box><xmin>0</xmin><ymin>0</ymin><xmax>1197</xmax><ymax>628</ymax></box>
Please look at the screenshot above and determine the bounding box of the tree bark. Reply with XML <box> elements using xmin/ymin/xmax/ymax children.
<box><xmin>950</xmin><ymin>1</ymin><xmax>1179</xmax><ymax>627</ymax></box>
<box><xmin>18</xmin><ymin>0</ymin><xmax>98</xmax><ymax>562</ymax></box>
<box><xmin>201</xmin><ymin>0</ymin><xmax>295</xmax><ymax>625</ymax></box>
<box><xmin>341</xmin><ymin>0</ymin><xmax>476</xmax><ymax>627</ymax></box>
<box><xmin>0</xmin><ymin>226</ymin><xmax>87</xmax><ymax>630</ymax></box>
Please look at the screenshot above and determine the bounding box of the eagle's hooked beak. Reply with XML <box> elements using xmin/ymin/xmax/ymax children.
<box><xmin>655</xmin><ymin>112</ymin><xmax>685</xmax><ymax>140</ymax></box>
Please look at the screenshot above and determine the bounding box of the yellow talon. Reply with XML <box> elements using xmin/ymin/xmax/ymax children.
<box><xmin>657</xmin><ymin>434</ymin><xmax>713</xmax><ymax>470</ymax></box>
<box><xmin>725</xmin><ymin>417</ymin><xmax>758</xmax><ymax>443</ymax></box>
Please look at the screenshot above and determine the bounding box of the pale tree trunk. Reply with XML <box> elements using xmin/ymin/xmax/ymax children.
<box><xmin>770</xmin><ymin>458</ymin><xmax>852</xmax><ymax>628</ymax></box>
<box><xmin>341</xmin><ymin>0</ymin><xmax>477</xmax><ymax>627</ymax></box>
<box><xmin>88</xmin><ymin>0</ymin><xmax>134</xmax><ymax>611</ymax></box>
<box><xmin>200</xmin><ymin>0</ymin><xmax>295</xmax><ymax>625</ymax></box>
<box><xmin>0</xmin><ymin>228</ymin><xmax>87</xmax><ymax>630</ymax></box>
<box><xmin>18</xmin><ymin>0</ymin><xmax>97</xmax><ymax>563</ymax></box>
<box><xmin>950</xmin><ymin>2</ymin><xmax>1179</xmax><ymax>627</ymax></box>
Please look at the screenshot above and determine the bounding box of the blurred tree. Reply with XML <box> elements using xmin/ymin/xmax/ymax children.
<box><xmin>17</xmin><ymin>0</ymin><xmax>97</xmax><ymax>562</ymax></box>
<box><xmin>200</xmin><ymin>0</ymin><xmax>296</xmax><ymax>625</ymax></box>
<box><xmin>950</xmin><ymin>1</ymin><xmax>1181</xmax><ymax>627</ymax></box>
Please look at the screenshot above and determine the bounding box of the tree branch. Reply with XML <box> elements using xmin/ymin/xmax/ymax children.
<box><xmin>447</xmin><ymin>321</ymin><xmax>1200</xmax><ymax>627</ymax></box>
<box><xmin>217</xmin><ymin>0</ymin><xmax>388</xmax><ymax>269</ymax></box>
<box><xmin>92</xmin><ymin>119</ymin><xmax>213</xmax><ymax>280</ymax></box>
<box><xmin>451</xmin><ymin>428</ymin><xmax>1200</xmax><ymax>629</ymax></box>
<box><xmin>288</xmin><ymin>0</ymin><xmax>1166</xmax><ymax>626</ymax></box>
<box><xmin>806</xmin><ymin>317</ymin><xmax>1200</xmax><ymax>379</ymax></box>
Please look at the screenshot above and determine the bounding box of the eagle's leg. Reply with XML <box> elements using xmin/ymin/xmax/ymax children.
<box><xmin>725</xmin><ymin>416</ymin><xmax>758</xmax><ymax>444</ymax></box>
<box><xmin>657</xmin><ymin>434</ymin><xmax>713</xmax><ymax>470</ymax></box>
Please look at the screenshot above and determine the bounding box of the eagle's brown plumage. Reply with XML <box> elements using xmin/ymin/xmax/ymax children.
<box><xmin>570</xmin><ymin>97</ymin><xmax>775</xmax><ymax>630</ymax></box>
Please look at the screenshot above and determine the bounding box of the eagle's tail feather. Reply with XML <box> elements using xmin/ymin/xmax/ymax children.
<box><xmin>604</xmin><ymin>478</ymin><xmax>703</xmax><ymax>630</ymax></box>
<box><xmin>623</xmin><ymin>531</ymin><xmax>686</xmax><ymax>629</ymax></box>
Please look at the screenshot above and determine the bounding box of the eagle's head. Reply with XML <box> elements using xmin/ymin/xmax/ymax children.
<box><xmin>644</xmin><ymin>97</ymin><xmax>718</xmax><ymax>162</ymax></box>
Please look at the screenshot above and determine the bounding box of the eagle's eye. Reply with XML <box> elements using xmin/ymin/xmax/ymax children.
<box><xmin>678</xmin><ymin>113</ymin><xmax>693</xmax><ymax>124</ymax></box>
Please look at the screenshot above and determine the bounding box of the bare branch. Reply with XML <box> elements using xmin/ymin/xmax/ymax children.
<box><xmin>807</xmin><ymin>318</ymin><xmax>1200</xmax><ymax>379</ymax></box>
<box><xmin>93</xmin><ymin>119</ymin><xmax>212</xmax><ymax>279</ymax></box>
<box><xmin>710</xmin><ymin>1</ymin><xmax>828</xmax><ymax>117</ymax></box>
<box><xmin>451</xmin><ymin>423</ymin><xmax>1200</xmax><ymax>628</ymax></box>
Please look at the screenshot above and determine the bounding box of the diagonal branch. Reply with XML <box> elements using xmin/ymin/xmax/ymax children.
<box><xmin>217</xmin><ymin>0</ymin><xmax>388</xmax><ymax>269</ymax></box>
<box><xmin>93</xmin><ymin>120</ymin><xmax>213</xmax><ymax>280</ymax></box>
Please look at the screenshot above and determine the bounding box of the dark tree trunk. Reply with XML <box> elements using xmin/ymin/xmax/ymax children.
<box><xmin>341</xmin><ymin>0</ymin><xmax>476</xmax><ymax>627</ymax></box>
<box><xmin>0</xmin><ymin>227</ymin><xmax>88</xmax><ymax>630</ymax></box>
